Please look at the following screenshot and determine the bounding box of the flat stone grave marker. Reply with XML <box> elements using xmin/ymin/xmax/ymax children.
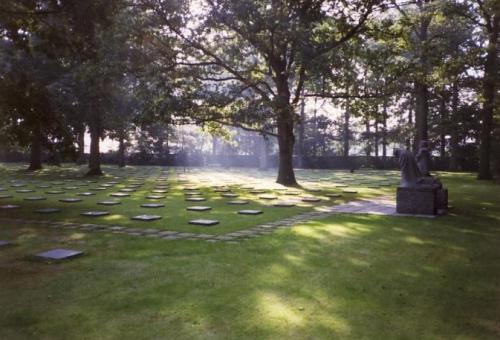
<box><xmin>46</xmin><ymin>190</ymin><xmax>64</xmax><ymax>194</ymax></box>
<box><xmin>11</xmin><ymin>184</ymin><xmax>26</xmax><ymax>187</ymax></box>
<box><xmin>120</xmin><ymin>188</ymin><xmax>136</xmax><ymax>192</ymax></box>
<box><xmin>343</xmin><ymin>189</ymin><xmax>358</xmax><ymax>194</ymax></box>
<box><xmin>0</xmin><ymin>187</ymin><xmax>6</xmax><ymax>191</ymax></box>
<box><xmin>37</xmin><ymin>184</ymin><xmax>51</xmax><ymax>188</ymax></box>
<box><xmin>141</xmin><ymin>203</ymin><xmax>165</xmax><ymax>208</ymax></box>
<box><xmin>250</xmin><ymin>190</ymin><xmax>266</xmax><ymax>194</ymax></box>
<box><xmin>89</xmin><ymin>187</ymin><xmax>106</xmax><ymax>191</ymax></box>
<box><xmin>227</xmin><ymin>200</ymin><xmax>249</xmax><ymax>205</ymax></box>
<box><xmin>1</xmin><ymin>204</ymin><xmax>20</xmax><ymax>209</ymax></box>
<box><xmin>184</xmin><ymin>192</ymin><xmax>202</xmax><ymax>196</ymax></box>
<box><xmin>62</xmin><ymin>186</ymin><xmax>77</xmax><ymax>190</ymax></box>
<box><xmin>97</xmin><ymin>200</ymin><xmax>121</xmax><ymax>206</ymax></box>
<box><xmin>188</xmin><ymin>219</ymin><xmax>219</xmax><ymax>226</ymax></box>
<box><xmin>146</xmin><ymin>195</ymin><xmax>166</xmax><ymax>199</ymax></box>
<box><xmin>302</xmin><ymin>197</ymin><xmax>321</xmax><ymax>203</ymax></box>
<box><xmin>131</xmin><ymin>214</ymin><xmax>162</xmax><ymax>221</ymax></box>
<box><xmin>187</xmin><ymin>206</ymin><xmax>211</xmax><ymax>211</ymax></box>
<box><xmin>24</xmin><ymin>196</ymin><xmax>46</xmax><ymax>201</ymax></box>
<box><xmin>273</xmin><ymin>202</ymin><xmax>296</xmax><ymax>207</ymax></box>
<box><xmin>284</xmin><ymin>191</ymin><xmax>300</xmax><ymax>195</ymax></box>
<box><xmin>0</xmin><ymin>240</ymin><xmax>12</xmax><ymax>247</ymax></box>
<box><xmin>185</xmin><ymin>197</ymin><xmax>206</xmax><ymax>202</ymax></box>
<box><xmin>335</xmin><ymin>184</ymin><xmax>348</xmax><ymax>188</ymax></box>
<box><xmin>152</xmin><ymin>190</ymin><xmax>168</xmax><ymax>193</ymax></box>
<box><xmin>238</xmin><ymin>210</ymin><xmax>263</xmax><ymax>215</ymax></box>
<box><xmin>59</xmin><ymin>198</ymin><xmax>82</xmax><ymax>203</ymax></box>
<box><xmin>16</xmin><ymin>189</ymin><xmax>35</xmax><ymax>193</ymax></box>
<box><xmin>110</xmin><ymin>193</ymin><xmax>130</xmax><ymax>197</ymax></box>
<box><xmin>106</xmin><ymin>181</ymin><xmax>120</xmax><ymax>185</ymax></box>
<box><xmin>259</xmin><ymin>195</ymin><xmax>277</xmax><ymax>200</ymax></box>
<box><xmin>221</xmin><ymin>193</ymin><xmax>239</xmax><ymax>198</ymax></box>
<box><xmin>34</xmin><ymin>248</ymin><xmax>83</xmax><ymax>261</ymax></box>
<box><xmin>0</xmin><ymin>195</ymin><xmax>13</xmax><ymax>199</ymax></box>
<box><xmin>81</xmin><ymin>211</ymin><xmax>110</xmax><ymax>217</ymax></box>
<box><xmin>34</xmin><ymin>208</ymin><xmax>61</xmax><ymax>214</ymax></box>
<box><xmin>77</xmin><ymin>192</ymin><xmax>95</xmax><ymax>196</ymax></box>
<box><xmin>99</xmin><ymin>184</ymin><xmax>113</xmax><ymax>187</ymax></box>
<box><xmin>326</xmin><ymin>193</ymin><xmax>342</xmax><ymax>198</ymax></box>
<box><xmin>214</xmin><ymin>188</ymin><xmax>230</xmax><ymax>192</ymax></box>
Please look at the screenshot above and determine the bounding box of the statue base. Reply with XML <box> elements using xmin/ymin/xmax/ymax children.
<box><xmin>396</xmin><ymin>186</ymin><xmax>448</xmax><ymax>215</ymax></box>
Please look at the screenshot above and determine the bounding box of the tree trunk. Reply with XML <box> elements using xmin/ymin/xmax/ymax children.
<box><xmin>407</xmin><ymin>95</ymin><xmax>414</xmax><ymax>151</ymax></box>
<box><xmin>76</xmin><ymin>128</ymin><xmax>85</xmax><ymax>164</ymax></box>
<box><xmin>365</xmin><ymin>118</ymin><xmax>371</xmax><ymax>157</ymax></box>
<box><xmin>87</xmin><ymin>117</ymin><xmax>102</xmax><ymax>176</ymax></box>
<box><xmin>439</xmin><ymin>92</ymin><xmax>447</xmax><ymax>161</ymax></box>
<box><xmin>118</xmin><ymin>131</ymin><xmax>126</xmax><ymax>168</ymax></box>
<box><xmin>374</xmin><ymin>105</ymin><xmax>379</xmax><ymax>159</ymax></box>
<box><xmin>343</xmin><ymin>98</ymin><xmax>350</xmax><ymax>158</ymax></box>
<box><xmin>382</xmin><ymin>98</ymin><xmax>388</xmax><ymax>161</ymax></box>
<box><xmin>449</xmin><ymin>81</ymin><xmax>459</xmax><ymax>170</ymax></box>
<box><xmin>414</xmin><ymin>81</ymin><xmax>429</xmax><ymax>151</ymax></box>
<box><xmin>259</xmin><ymin>134</ymin><xmax>268</xmax><ymax>170</ymax></box>
<box><xmin>478</xmin><ymin>23</ymin><xmax>499</xmax><ymax>180</ymax></box>
<box><xmin>28</xmin><ymin>121</ymin><xmax>42</xmax><ymax>171</ymax></box>
<box><xmin>296</xmin><ymin>98</ymin><xmax>306</xmax><ymax>168</ymax></box>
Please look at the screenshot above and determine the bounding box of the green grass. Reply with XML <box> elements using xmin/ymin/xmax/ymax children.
<box><xmin>1</xmin><ymin>167</ymin><xmax>499</xmax><ymax>339</ymax></box>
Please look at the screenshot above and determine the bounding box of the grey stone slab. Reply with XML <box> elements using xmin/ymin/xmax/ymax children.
<box><xmin>97</xmin><ymin>200</ymin><xmax>121</xmax><ymax>206</ymax></box>
<box><xmin>77</xmin><ymin>192</ymin><xmax>95</xmax><ymax>196</ymax></box>
<box><xmin>0</xmin><ymin>188</ymin><xmax>6</xmax><ymax>192</ymax></box>
<box><xmin>185</xmin><ymin>197</ymin><xmax>206</xmax><ymax>202</ymax></box>
<box><xmin>34</xmin><ymin>248</ymin><xmax>83</xmax><ymax>261</ymax></box>
<box><xmin>24</xmin><ymin>196</ymin><xmax>46</xmax><ymax>201</ymax></box>
<box><xmin>0</xmin><ymin>240</ymin><xmax>12</xmax><ymax>247</ymax></box>
<box><xmin>284</xmin><ymin>191</ymin><xmax>300</xmax><ymax>195</ymax></box>
<box><xmin>146</xmin><ymin>195</ymin><xmax>166</xmax><ymax>199</ymax></box>
<box><xmin>0</xmin><ymin>195</ymin><xmax>13</xmax><ymax>199</ymax></box>
<box><xmin>325</xmin><ymin>193</ymin><xmax>342</xmax><ymax>198</ymax></box>
<box><xmin>273</xmin><ymin>202</ymin><xmax>296</xmax><ymax>207</ymax></box>
<box><xmin>226</xmin><ymin>200</ymin><xmax>249</xmax><ymax>205</ymax></box>
<box><xmin>301</xmin><ymin>197</ymin><xmax>321</xmax><ymax>202</ymax></box>
<box><xmin>46</xmin><ymin>190</ymin><xmax>65</xmax><ymax>194</ymax></box>
<box><xmin>141</xmin><ymin>203</ymin><xmax>165</xmax><ymax>208</ymax></box>
<box><xmin>221</xmin><ymin>193</ymin><xmax>239</xmax><ymax>198</ymax></box>
<box><xmin>188</xmin><ymin>219</ymin><xmax>219</xmax><ymax>226</ymax></box>
<box><xmin>62</xmin><ymin>186</ymin><xmax>78</xmax><ymax>190</ymax></box>
<box><xmin>187</xmin><ymin>206</ymin><xmax>212</xmax><ymax>211</ymax></box>
<box><xmin>152</xmin><ymin>190</ymin><xmax>168</xmax><ymax>193</ymax></box>
<box><xmin>119</xmin><ymin>188</ymin><xmax>136</xmax><ymax>192</ymax></box>
<box><xmin>131</xmin><ymin>215</ymin><xmax>162</xmax><ymax>221</ymax></box>
<box><xmin>110</xmin><ymin>193</ymin><xmax>130</xmax><ymax>197</ymax></box>
<box><xmin>99</xmin><ymin>184</ymin><xmax>114</xmax><ymax>188</ymax></box>
<box><xmin>343</xmin><ymin>190</ymin><xmax>358</xmax><ymax>194</ymax></box>
<box><xmin>213</xmin><ymin>188</ymin><xmax>230</xmax><ymax>192</ymax></box>
<box><xmin>249</xmin><ymin>190</ymin><xmax>266</xmax><ymax>194</ymax></box>
<box><xmin>259</xmin><ymin>195</ymin><xmax>277</xmax><ymax>200</ymax></box>
<box><xmin>0</xmin><ymin>204</ymin><xmax>20</xmax><ymax>209</ymax></box>
<box><xmin>16</xmin><ymin>189</ymin><xmax>35</xmax><ymax>193</ymax></box>
<box><xmin>81</xmin><ymin>211</ymin><xmax>110</xmax><ymax>217</ymax></box>
<box><xmin>238</xmin><ymin>210</ymin><xmax>263</xmax><ymax>215</ymax></box>
<box><xmin>59</xmin><ymin>198</ymin><xmax>82</xmax><ymax>203</ymax></box>
<box><xmin>11</xmin><ymin>184</ymin><xmax>26</xmax><ymax>187</ymax></box>
<box><xmin>89</xmin><ymin>187</ymin><xmax>106</xmax><ymax>191</ymax></box>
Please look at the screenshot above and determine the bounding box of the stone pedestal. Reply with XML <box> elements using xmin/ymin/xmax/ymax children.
<box><xmin>396</xmin><ymin>186</ymin><xmax>438</xmax><ymax>215</ymax></box>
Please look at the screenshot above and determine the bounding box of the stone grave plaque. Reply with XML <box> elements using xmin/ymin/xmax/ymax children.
<box><xmin>34</xmin><ymin>248</ymin><xmax>83</xmax><ymax>261</ymax></box>
<box><xmin>46</xmin><ymin>190</ymin><xmax>64</xmax><ymax>194</ymax></box>
<box><xmin>100</xmin><ymin>184</ymin><xmax>113</xmax><ymax>188</ymax></box>
<box><xmin>141</xmin><ymin>203</ymin><xmax>165</xmax><ymax>208</ymax></box>
<box><xmin>221</xmin><ymin>193</ymin><xmax>238</xmax><ymax>198</ymax></box>
<box><xmin>183</xmin><ymin>187</ymin><xmax>199</xmax><ymax>191</ymax></box>
<box><xmin>185</xmin><ymin>197</ymin><xmax>206</xmax><ymax>202</ymax></box>
<box><xmin>302</xmin><ymin>197</ymin><xmax>321</xmax><ymax>203</ymax></box>
<box><xmin>81</xmin><ymin>211</ymin><xmax>110</xmax><ymax>217</ymax></box>
<box><xmin>0</xmin><ymin>187</ymin><xmax>6</xmax><ymax>191</ymax></box>
<box><xmin>34</xmin><ymin>208</ymin><xmax>61</xmax><ymax>214</ymax></box>
<box><xmin>59</xmin><ymin>198</ymin><xmax>82</xmax><ymax>203</ymax></box>
<box><xmin>120</xmin><ymin>188</ymin><xmax>136</xmax><ymax>192</ymax></box>
<box><xmin>37</xmin><ymin>185</ymin><xmax>51</xmax><ymax>188</ymax></box>
<box><xmin>249</xmin><ymin>190</ymin><xmax>266</xmax><ymax>194</ymax></box>
<box><xmin>214</xmin><ymin>188</ymin><xmax>230</xmax><ymax>192</ymax></box>
<box><xmin>11</xmin><ymin>184</ymin><xmax>26</xmax><ymax>187</ymax></box>
<box><xmin>97</xmin><ymin>201</ymin><xmax>121</xmax><ymax>206</ymax></box>
<box><xmin>0</xmin><ymin>240</ymin><xmax>12</xmax><ymax>247</ymax></box>
<box><xmin>62</xmin><ymin>186</ymin><xmax>77</xmax><ymax>190</ymax></box>
<box><xmin>187</xmin><ymin>206</ymin><xmax>211</xmax><ymax>211</ymax></box>
<box><xmin>238</xmin><ymin>210</ymin><xmax>263</xmax><ymax>215</ymax></box>
<box><xmin>146</xmin><ymin>195</ymin><xmax>166</xmax><ymax>199</ymax></box>
<box><xmin>77</xmin><ymin>192</ymin><xmax>95</xmax><ymax>196</ymax></box>
<box><xmin>284</xmin><ymin>191</ymin><xmax>300</xmax><ymax>195</ymax></box>
<box><xmin>110</xmin><ymin>193</ymin><xmax>130</xmax><ymax>197</ymax></box>
<box><xmin>0</xmin><ymin>195</ymin><xmax>13</xmax><ymax>199</ymax></box>
<box><xmin>343</xmin><ymin>189</ymin><xmax>358</xmax><ymax>194</ymax></box>
<box><xmin>188</xmin><ymin>219</ymin><xmax>219</xmax><ymax>226</ymax></box>
<box><xmin>16</xmin><ymin>189</ymin><xmax>35</xmax><ymax>193</ymax></box>
<box><xmin>326</xmin><ymin>193</ymin><xmax>342</xmax><ymax>198</ymax></box>
<box><xmin>259</xmin><ymin>195</ymin><xmax>277</xmax><ymax>200</ymax></box>
<box><xmin>0</xmin><ymin>204</ymin><xmax>20</xmax><ymax>209</ymax></box>
<box><xmin>131</xmin><ymin>215</ymin><xmax>162</xmax><ymax>221</ymax></box>
<box><xmin>89</xmin><ymin>187</ymin><xmax>106</xmax><ymax>191</ymax></box>
<box><xmin>273</xmin><ymin>202</ymin><xmax>296</xmax><ymax>207</ymax></box>
<box><xmin>24</xmin><ymin>196</ymin><xmax>46</xmax><ymax>201</ymax></box>
<box><xmin>227</xmin><ymin>200</ymin><xmax>249</xmax><ymax>205</ymax></box>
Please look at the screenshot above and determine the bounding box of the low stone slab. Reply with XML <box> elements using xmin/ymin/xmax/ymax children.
<box><xmin>77</xmin><ymin>192</ymin><xmax>95</xmax><ymax>196</ymax></box>
<box><xmin>185</xmin><ymin>197</ymin><xmax>206</xmax><ymax>202</ymax></box>
<box><xmin>97</xmin><ymin>201</ymin><xmax>121</xmax><ymax>206</ymax></box>
<box><xmin>221</xmin><ymin>193</ymin><xmax>239</xmax><ymax>198</ymax></box>
<box><xmin>0</xmin><ymin>195</ymin><xmax>13</xmax><ymax>199</ymax></box>
<box><xmin>301</xmin><ymin>197</ymin><xmax>321</xmax><ymax>202</ymax></box>
<box><xmin>59</xmin><ymin>198</ymin><xmax>82</xmax><ymax>203</ymax></box>
<box><xmin>259</xmin><ymin>195</ymin><xmax>277</xmax><ymax>200</ymax></box>
<box><xmin>62</xmin><ymin>186</ymin><xmax>78</xmax><ymax>190</ymax></box>
<box><xmin>141</xmin><ymin>203</ymin><xmax>165</xmax><ymax>208</ymax></box>
<box><xmin>343</xmin><ymin>189</ymin><xmax>358</xmax><ymax>194</ymax></box>
<box><xmin>188</xmin><ymin>219</ymin><xmax>219</xmax><ymax>226</ymax></box>
<box><xmin>238</xmin><ymin>210</ymin><xmax>263</xmax><ymax>215</ymax></box>
<box><xmin>131</xmin><ymin>215</ymin><xmax>162</xmax><ymax>221</ymax></box>
<box><xmin>0</xmin><ymin>187</ymin><xmax>6</xmax><ymax>191</ymax></box>
<box><xmin>0</xmin><ymin>205</ymin><xmax>20</xmax><ymax>209</ymax></box>
<box><xmin>34</xmin><ymin>248</ymin><xmax>83</xmax><ymax>261</ymax></box>
<box><xmin>187</xmin><ymin>206</ymin><xmax>212</xmax><ymax>211</ymax></box>
<box><xmin>152</xmin><ymin>190</ymin><xmax>168</xmax><ymax>193</ymax></box>
<box><xmin>80</xmin><ymin>211</ymin><xmax>110</xmax><ymax>217</ymax></box>
<box><xmin>0</xmin><ymin>240</ymin><xmax>12</xmax><ymax>247</ymax></box>
<box><xmin>119</xmin><ymin>188</ymin><xmax>136</xmax><ymax>192</ymax></box>
<box><xmin>110</xmin><ymin>193</ymin><xmax>130</xmax><ymax>197</ymax></box>
<box><xmin>273</xmin><ymin>202</ymin><xmax>296</xmax><ymax>207</ymax></box>
<box><xmin>46</xmin><ymin>190</ymin><xmax>64</xmax><ymax>194</ymax></box>
<box><xmin>89</xmin><ymin>187</ymin><xmax>106</xmax><ymax>191</ymax></box>
<box><xmin>184</xmin><ymin>192</ymin><xmax>202</xmax><ymax>196</ymax></box>
<box><xmin>249</xmin><ymin>190</ymin><xmax>266</xmax><ymax>194</ymax></box>
<box><xmin>34</xmin><ymin>208</ymin><xmax>61</xmax><ymax>214</ymax></box>
<box><xmin>284</xmin><ymin>191</ymin><xmax>300</xmax><ymax>195</ymax></box>
<box><xmin>226</xmin><ymin>200</ymin><xmax>249</xmax><ymax>205</ymax></box>
<box><xmin>99</xmin><ymin>184</ymin><xmax>114</xmax><ymax>188</ymax></box>
<box><xmin>146</xmin><ymin>195</ymin><xmax>166</xmax><ymax>199</ymax></box>
<box><xmin>24</xmin><ymin>196</ymin><xmax>46</xmax><ymax>201</ymax></box>
<box><xmin>16</xmin><ymin>189</ymin><xmax>35</xmax><ymax>193</ymax></box>
<box><xmin>325</xmin><ymin>193</ymin><xmax>342</xmax><ymax>198</ymax></box>
<box><xmin>11</xmin><ymin>184</ymin><xmax>26</xmax><ymax>187</ymax></box>
<box><xmin>213</xmin><ymin>188</ymin><xmax>230</xmax><ymax>192</ymax></box>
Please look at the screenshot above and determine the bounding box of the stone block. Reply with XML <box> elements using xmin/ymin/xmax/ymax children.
<box><xmin>396</xmin><ymin>186</ymin><xmax>437</xmax><ymax>215</ymax></box>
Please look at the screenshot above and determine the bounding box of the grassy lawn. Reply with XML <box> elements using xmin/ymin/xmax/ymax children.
<box><xmin>1</xmin><ymin>167</ymin><xmax>499</xmax><ymax>339</ymax></box>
